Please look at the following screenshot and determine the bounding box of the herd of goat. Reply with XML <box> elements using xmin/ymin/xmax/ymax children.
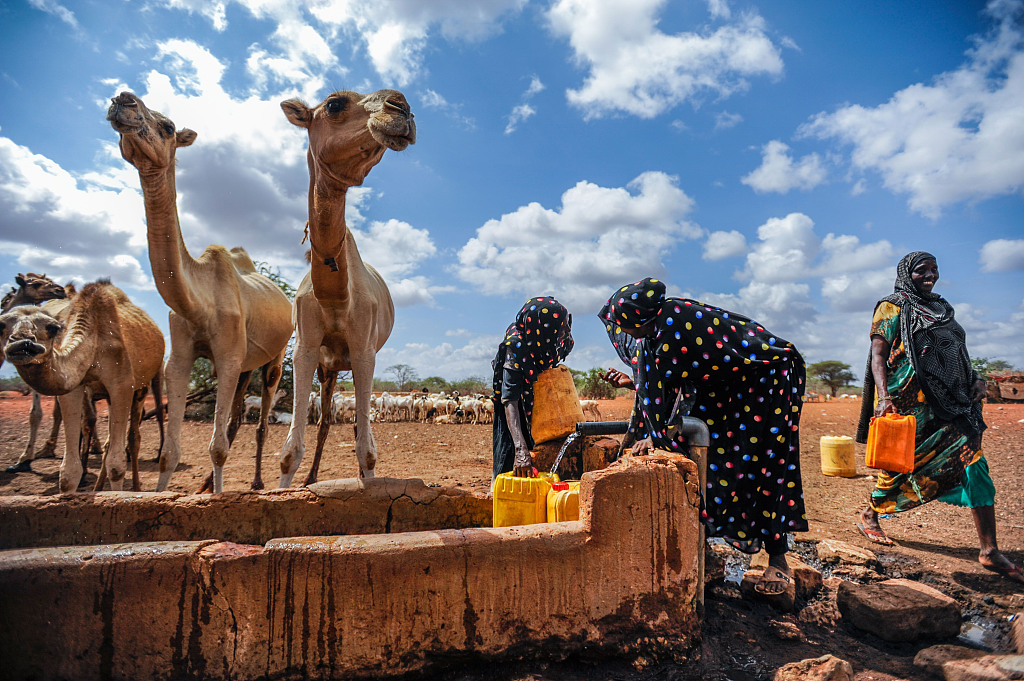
<box><xmin>247</xmin><ymin>390</ymin><xmax>604</xmax><ymax>426</ymax></box>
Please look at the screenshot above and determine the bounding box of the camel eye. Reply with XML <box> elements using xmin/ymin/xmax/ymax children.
<box><xmin>45</xmin><ymin>322</ymin><xmax>62</xmax><ymax>337</ymax></box>
<box><xmin>325</xmin><ymin>98</ymin><xmax>347</xmax><ymax>115</ymax></box>
<box><xmin>162</xmin><ymin>122</ymin><xmax>175</xmax><ymax>136</ymax></box>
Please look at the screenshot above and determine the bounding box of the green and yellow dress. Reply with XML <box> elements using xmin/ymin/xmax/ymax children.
<box><xmin>869</xmin><ymin>302</ymin><xmax>994</xmax><ymax>513</ymax></box>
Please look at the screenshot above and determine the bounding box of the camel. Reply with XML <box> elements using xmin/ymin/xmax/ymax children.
<box><xmin>277</xmin><ymin>89</ymin><xmax>415</xmax><ymax>486</ymax></box>
<box><xmin>0</xmin><ymin>280</ymin><xmax>163</xmax><ymax>492</ymax></box>
<box><xmin>108</xmin><ymin>92</ymin><xmax>294</xmax><ymax>493</ymax></box>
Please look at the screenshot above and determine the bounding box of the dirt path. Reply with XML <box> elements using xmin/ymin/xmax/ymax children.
<box><xmin>1</xmin><ymin>394</ymin><xmax>1022</xmax><ymax>680</ymax></box>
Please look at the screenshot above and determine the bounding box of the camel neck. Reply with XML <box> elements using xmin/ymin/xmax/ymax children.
<box><xmin>138</xmin><ymin>165</ymin><xmax>197</xmax><ymax>317</ymax></box>
<box><xmin>18</xmin><ymin>310</ymin><xmax>95</xmax><ymax>395</ymax></box>
<box><xmin>307</xmin><ymin>177</ymin><xmax>351</xmax><ymax>304</ymax></box>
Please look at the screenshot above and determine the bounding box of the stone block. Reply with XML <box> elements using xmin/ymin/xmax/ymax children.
<box><xmin>942</xmin><ymin>654</ymin><xmax>1024</xmax><ymax>681</ymax></box>
<box><xmin>837</xmin><ymin>578</ymin><xmax>961</xmax><ymax>642</ymax></box>
<box><xmin>741</xmin><ymin>566</ymin><xmax>797</xmax><ymax>612</ymax></box>
<box><xmin>774</xmin><ymin>654</ymin><xmax>853</xmax><ymax>681</ymax></box>
<box><xmin>1014</xmin><ymin>613</ymin><xmax>1024</xmax><ymax>654</ymax></box>
<box><xmin>914</xmin><ymin>645</ymin><xmax>988</xmax><ymax>678</ymax></box>
<box><xmin>816</xmin><ymin>538</ymin><xmax>877</xmax><ymax>566</ymax></box>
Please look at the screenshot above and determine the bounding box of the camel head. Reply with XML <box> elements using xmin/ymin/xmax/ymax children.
<box><xmin>0</xmin><ymin>307</ymin><xmax>62</xmax><ymax>367</ymax></box>
<box><xmin>15</xmin><ymin>273</ymin><xmax>67</xmax><ymax>303</ymax></box>
<box><xmin>281</xmin><ymin>89</ymin><xmax>416</xmax><ymax>187</ymax></box>
<box><xmin>107</xmin><ymin>91</ymin><xmax>197</xmax><ymax>173</ymax></box>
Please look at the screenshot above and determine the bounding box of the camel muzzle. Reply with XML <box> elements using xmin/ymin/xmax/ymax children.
<box><xmin>3</xmin><ymin>339</ymin><xmax>46</xmax><ymax>363</ymax></box>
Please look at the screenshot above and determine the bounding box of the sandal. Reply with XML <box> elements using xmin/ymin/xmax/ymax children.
<box><xmin>856</xmin><ymin>522</ymin><xmax>897</xmax><ymax>546</ymax></box>
<box><xmin>983</xmin><ymin>562</ymin><xmax>1024</xmax><ymax>585</ymax></box>
<box><xmin>754</xmin><ymin>565</ymin><xmax>792</xmax><ymax>595</ymax></box>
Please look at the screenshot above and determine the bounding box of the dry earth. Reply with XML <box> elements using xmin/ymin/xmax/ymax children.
<box><xmin>1</xmin><ymin>394</ymin><xmax>1022</xmax><ymax>681</ymax></box>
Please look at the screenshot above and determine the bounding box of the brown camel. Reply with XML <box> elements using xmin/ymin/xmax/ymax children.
<box><xmin>277</xmin><ymin>89</ymin><xmax>415</xmax><ymax>486</ymax></box>
<box><xmin>108</xmin><ymin>92</ymin><xmax>294</xmax><ymax>493</ymax></box>
<box><xmin>0</xmin><ymin>274</ymin><xmax>87</xmax><ymax>472</ymax></box>
<box><xmin>0</xmin><ymin>280</ymin><xmax>164</xmax><ymax>492</ymax></box>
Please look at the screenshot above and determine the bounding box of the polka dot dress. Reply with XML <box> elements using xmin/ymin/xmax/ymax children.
<box><xmin>600</xmin><ymin>278</ymin><xmax>808</xmax><ymax>554</ymax></box>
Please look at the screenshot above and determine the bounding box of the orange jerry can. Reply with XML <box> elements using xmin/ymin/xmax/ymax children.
<box><xmin>865</xmin><ymin>412</ymin><xmax>917</xmax><ymax>474</ymax></box>
<box><xmin>530</xmin><ymin>365</ymin><xmax>585</xmax><ymax>444</ymax></box>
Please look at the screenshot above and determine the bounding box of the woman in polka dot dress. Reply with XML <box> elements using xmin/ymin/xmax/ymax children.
<box><xmin>599</xmin><ymin>278</ymin><xmax>807</xmax><ymax>595</ymax></box>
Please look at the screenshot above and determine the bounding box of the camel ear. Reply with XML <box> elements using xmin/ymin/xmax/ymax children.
<box><xmin>176</xmin><ymin>129</ymin><xmax>197</xmax><ymax>148</ymax></box>
<box><xmin>15</xmin><ymin>274</ymin><xmax>26</xmax><ymax>286</ymax></box>
<box><xmin>281</xmin><ymin>99</ymin><xmax>312</xmax><ymax>128</ymax></box>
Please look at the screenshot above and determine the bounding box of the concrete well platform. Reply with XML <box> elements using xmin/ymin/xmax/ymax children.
<box><xmin>0</xmin><ymin>453</ymin><xmax>702</xmax><ymax>680</ymax></box>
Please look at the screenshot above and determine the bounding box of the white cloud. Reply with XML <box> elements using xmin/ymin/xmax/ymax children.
<box><xmin>421</xmin><ymin>89</ymin><xmax>476</xmax><ymax>129</ymax></box>
<box><xmin>714</xmin><ymin>111</ymin><xmax>743</xmax><ymax>130</ymax></box>
<box><xmin>703</xmin><ymin>230</ymin><xmax>746</xmax><ymax>260</ymax></box>
<box><xmin>546</xmin><ymin>0</ymin><xmax>783</xmax><ymax>119</ymax></box>
<box><xmin>802</xmin><ymin>1</ymin><xmax>1024</xmax><ymax>217</ymax></box>
<box><xmin>504</xmin><ymin>104</ymin><xmax>536</xmax><ymax>134</ymax></box>
<box><xmin>741</xmin><ymin>140</ymin><xmax>826</xmax><ymax>193</ymax></box>
<box><xmin>28</xmin><ymin>0</ymin><xmax>79</xmax><ymax>29</ymax></box>
<box><xmin>741</xmin><ymin>213</ymin><xmax>818</xmax><ymax>284</ymax></box>
<box><xmin>157</xmin><ymin>0</ymin><xmax>525</xmax><ymax>88</ymax></box>
<box><xmin>979</xmin><ymin>238</ymin><xmax>1024</xmax><ymax>272</ymax></box>
<box><xmin>456</xmin><ymin>171</ymin><xmax>701</xmax><ymax>311</ymax></box>
<box><xmin>375</xmin><ymin>334</ymin><xmax>504</xmax><ymax>382</ymax></box>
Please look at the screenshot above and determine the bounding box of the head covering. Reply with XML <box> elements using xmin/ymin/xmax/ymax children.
<box><xmin>599</xmin><ymin>277</ymin><xmax>666</xmax><ymax>330</ymax></box>
<box><xmin>496</xmin><ymin>296</ymin><xmax>573</xmax><ymax>380</ymax></box>
<box><xmin>856</xmin><ymin>252</ymin><xmax>984</xmax><ymax>443</ymax></box>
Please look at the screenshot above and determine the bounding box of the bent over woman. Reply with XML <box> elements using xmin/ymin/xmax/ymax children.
<box><xmin>599</xmin><ymin>278</ymin><xmax>807</xmax><ymax>595</ymax></box>
<box><xmin>491</xmin><ymin>297</ymin><xmax>573</xmax><ymax>480</ymax></box>
<box><xmin>855</xmin><ymin>251</ymin><xmax>1022</xmax><ymax>583</ymax></box>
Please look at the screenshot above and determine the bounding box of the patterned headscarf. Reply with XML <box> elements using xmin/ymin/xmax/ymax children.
<box><xmin>492</xmin><ymin>296</ymin><xmax>573</xmax><ymax>384</ymax></box>
<box><xmin>857</xmin><ymin>252</ymin><xmax>984</xmax><ymax>443</ymax></box>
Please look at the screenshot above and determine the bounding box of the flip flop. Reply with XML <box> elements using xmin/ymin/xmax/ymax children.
<box><xmin>856</xmin><ymin>522</ymin><xmax>897</xmax><ymax>546</ymax></box>
<box><xmin>983</xmin><ymin>562</ymin><xmax>1024</xmax><ymax>584</ymax></box>
<box><xmin>754</xmin><ymin>565</ymin><xmax>792</xmax><ymax>595</ymax></box>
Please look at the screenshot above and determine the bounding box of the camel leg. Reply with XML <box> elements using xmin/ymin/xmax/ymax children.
<box><xmin>57</xmin><ymin>388</ymin><xmax>86</xmax><ymax>493</ymax></box>
<box><xmin>21</xmin><ymin>392</ymin><xmax>44</xmax><ymax>467</ymax></box>
<box><xmin>351</xmin><ymin>354</ymin><xmax>378</xmax><ymax>479</ymax></box>
<box><xmin>202</xmin><ymin>356</ymin><xmax>245</xmax><ymax>494</ymax></box>
<box><xmin>304</xmin><ymin>370</ymin><xmax>338</xmax><ymax>486</ymax></box>
<box><xmin>125</xmin><ymin>387</ymin><xmax>146</xmax><ymax>492</ymax></box>
<box><xmin>38</xmin><ymin>397</ymin><xmax>62</xmax><ymax>459</ymax></box>
<box><xmin>252</xmin><ymin>358</ymin><xmax>284</xmax><ymax>491</ymax></box>
<box><xmin>198</xmin><ymin>370</ymin><xmax>250</xmax><ymax>493</ymax></box>
<box><xmin>100</xmin><ymin>383</ymin><xmax>134</xmax><ymax>492</ymax></box>
<box><xmin>279</xmin><ymin>333</ymin><xmax>320</xmax><ymax>487</ymax></box>
<box><xmin>157</xmin><ymin>323</ymin><xmax>194</xmax><ymax>492</ymax></box>
<box><xmin>151</xmin><ymin>370</ymin><xmax>165</xmax><ymax>461</ymax></box>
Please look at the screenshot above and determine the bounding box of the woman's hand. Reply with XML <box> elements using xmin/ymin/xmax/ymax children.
<box><xmin>874</xmin><ymin>395</ymin><xmax>895</xmax><ymax>418</ymax></box>
<box><xmin>600</xmin><ymin>368</ymin><xmax>635</xmax><ymax>390</ymax></box>
<box><xmin>970</xmin><ymin>378</ymin><xmax>988</xmax><ymax>403</ymax></box>
<box><xmin>513</xmin><ymin>445</ymin><xmax>535</xmax><ymax>477</ymax></box>
<box><xmin>630</xmin><ymin>437</ymin><xmax>654</xmax><ymax>456</ymax></box>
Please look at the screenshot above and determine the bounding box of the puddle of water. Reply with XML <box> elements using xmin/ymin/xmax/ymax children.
<box><xmin>958</xmin><ymin>617</ymin><xmax>1003</xmax><ymax>651</ymax></box>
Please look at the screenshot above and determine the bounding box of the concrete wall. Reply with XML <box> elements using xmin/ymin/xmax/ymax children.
<box><xmin>0</xmin><ymin>453</ymin><xmax>701</xmax><ymax>680</ymax></box>
<box><xmin>0</xmin><ymin>478</ymin><xmax>492</xmax><ymax>549</ymax></box>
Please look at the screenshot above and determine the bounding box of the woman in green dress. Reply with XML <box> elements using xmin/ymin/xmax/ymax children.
<box><xmin>855</xmin><ymin>251</ymin><xmax>1022</xmax><ymax>583</ymax></box>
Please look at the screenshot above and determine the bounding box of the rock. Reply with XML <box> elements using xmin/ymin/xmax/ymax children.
<box><xmin>1013</xmin><ymin>613</ymin><xmax>1024</xmax><ymax>654</ymax></box>
<box><xmin>831</xmin><ymin>564</ymin><xmax>881</xmax><ymax>581</ymax></box>
<box><xmin>837</xmin><ymin>578</ymin><xmax>961</xmax><ymax>642</ymax></box>
<box><xmin>770</xmin><ymin>619</ymin><xmax>804</xmax><ymax>641</ymax></box>
<box><xmin>774</xmin><ymin>654</ymin><xmax>853</xmax><ymax>681</ymax></box>
<box><xmin>942</xmin><ymin>654</ymin><xmax>1024</xmax><ymax>681</ymax></box>
<box><xmin>816</xmin><ymin>538</ymin><xmax>877</xmax><ymax>566</ymax></box>
<box><xmin>751</xmin><ymin>551</ymin><xmax>824</xmax><ymax>599</ymax></box>
<box><xmin>704</xmin><ymin>542</ymin><xmax>726</xmax><ymax>585</ymax></box>
<box><xmin>913</xmin><ymin>645</ymin><xmax>988</xmax><ymax>678</ymax></box>
<box><xmin>741</xmin><ymin>566</ymin><xmax>797</xmax><ymax>612</ymax></box>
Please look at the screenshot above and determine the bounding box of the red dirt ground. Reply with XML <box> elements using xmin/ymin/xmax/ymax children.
<box><xmin>1</xmin><ymin>394</ymin><xmax>1022</xmax><ymax>680</ymax></box>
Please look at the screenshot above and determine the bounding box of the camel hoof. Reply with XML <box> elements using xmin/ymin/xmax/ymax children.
<box><xmin>251</xmin><ymin>480</ymin><xmax>265</xmax><ymax>491</ymax></box>
<box><xmin>5</xmin><ymin>461</ymin><xmax>32</xmax><ymax>474</ymax></box>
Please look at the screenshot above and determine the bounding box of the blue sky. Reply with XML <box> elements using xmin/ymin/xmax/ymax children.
<box><xmin>2</xmin><ymin>0</ymin><xmax>1023</xmax><ymax>383</ymax></box>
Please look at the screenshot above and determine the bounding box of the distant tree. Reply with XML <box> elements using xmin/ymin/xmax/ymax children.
<box><xmin>572</xmin><ymin>368</ymin><xmax>618</xmax><ymax>399</ymax></box>
<box><xmin>807</xmin><ymin>360</ymin><xmax>856</xmax><ymax>397</ymax></box>
<box><xmin>0</xmin><ymin>375</ymin><xmax>30</xmax><ymax>394</ymax></box>
<box><xmin>386</xmin><ymin>364</ymin><xmax>419</xmax><ymax>391</ymax></box>
<box><xmin>971</xmin><ymin>357</ymin><xmax>1014</xmax><ymax>379</ymax></box>
<box><xmin>418</xmin><ymin>376</ymin><xmax>450</xmax><ymax>393</ymax></box>
<box><xmin>450</xmin><ymin>377</ymin><xmax>488</xmax><ymax>395</ymax></box>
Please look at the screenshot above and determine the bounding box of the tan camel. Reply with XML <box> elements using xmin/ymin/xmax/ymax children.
<box><xmin>108</xmin><ymin>92</ymin><xmax>294</xmax><ymax>493</ymax></box>
<box><xmin>277</xmin><ymin>89</ymin><xmax>415</xmax><ymax>486</ymax></box>
<box><xmin>0</xmin><ymin>280</ymin><xmax>163</xmax><ymax>492</ymax></box>
<box><xmin>1</xmin><ymin>274</ymin><xmax>74</xmax><ymax>471</ymax></box>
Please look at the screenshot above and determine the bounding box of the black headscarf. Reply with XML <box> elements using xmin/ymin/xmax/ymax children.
<box><xmin>856</xmin><ymin>252</ymin><xmax>985</xmax><ymax>444</ymax></box>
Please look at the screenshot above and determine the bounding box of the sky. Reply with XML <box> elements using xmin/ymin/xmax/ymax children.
<box><xmin>1</xmin><ymin>0</ymin><xmax>1023</xmax><ymax>385</ymax></box>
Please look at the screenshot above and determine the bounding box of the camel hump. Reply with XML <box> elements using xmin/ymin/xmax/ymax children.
<box><xmin>75</xmin><ymin>279</ymin><xmax>127</xmax><ymax>311</ymax></box>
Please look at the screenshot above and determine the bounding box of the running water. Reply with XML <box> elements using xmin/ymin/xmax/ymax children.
<box><xmin>550</xmin><ymin>431</ymin><xmax>582</xmax><ymax>476</ymax></box>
